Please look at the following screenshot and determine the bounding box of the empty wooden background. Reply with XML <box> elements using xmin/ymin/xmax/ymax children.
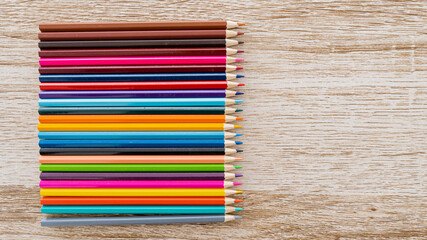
<box><xmin>0</xmin><ymin>0</ymin><xmax>426</xmax><ymax>239</ymax></box>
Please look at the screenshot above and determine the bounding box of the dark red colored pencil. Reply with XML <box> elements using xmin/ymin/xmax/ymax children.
<box><xmin>39</xmin><ymin>81</ymin><xmax>244</xmax><ymax>91</ymax></box>
<box><xmin>38</xmin><ymin>30</ymin><xmax>243</xmax><ymax>41</ymax></box>
<box><xmin>38</xmin><ymin>65</ymin><xmax>242</xmax><ymax>74</ymax></box>
<box><xmin>39</xmin><ymin>48</ymin><xmax>243</xmax><ymax>58</ymax></box>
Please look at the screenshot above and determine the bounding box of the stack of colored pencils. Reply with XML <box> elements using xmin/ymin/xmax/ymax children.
<box><xmin>37</xmin><ymin>20</ymin><xmax>245</xmax><ymax>227</ymax></box>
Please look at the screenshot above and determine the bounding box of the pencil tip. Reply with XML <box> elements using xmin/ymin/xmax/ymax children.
<box><xmin>237</xmin><ymin>50</ymin><xmax>244</xmax><ymax>53</ymax></box>
<box><xmin>235</xmin><ymin>133</ymin><xmax>242</xmax><ymax>137</ymax></box>
<box><xmin>235</xmin><ymin>157</ymin><xmax>243</xmax><ymax>161</ymax></box>
<box><xmin>238</xmin><ymin>41</ymin><xmax>244</xmax><ymax>44</ymax></box>
<box><xmin>236</xmin><ymin>117</ymin><xmax>243</xmax><ymax>120</ymax></box>
<box><xmin>235</xmin><ymin>208</ymin><xmax>243</xmax><ymax>211</ymax></box>
<box><xmin>236</xmin><ymin>66</ymin><xmax>243</xmax><ymax>70</ymax></box>
<box><xmin>236</xmin><ymin>190</ymin><xmax>243</xmax><ymax>194</ymax></box>
<box><xmin>235</xmin><ymin>141</ymin><xmax>243</xmax><ymax>145</ymax></box>
<box><xmin>235</xmin><ymin>58</ymin><xmax>244</xmax><ymax>62</ymax></box>
<box><xmin>238</xmin><ymin>83</ymin><xmax>245</xmax><ymax>86</ymax></box>
<box><xmin>236</xmin><ymin>149</ymin><xmax>243</xmax><ymax>152</ymax></box>
<box><xmin>237</xmin><ymin>32</ymin><xmax>244</xmax><ymax>35</ymax></box>
<box><xmin>235</xmin><ymin>216</ymin><xmax>243</xmax><ymax>219</ymax></box>
<box><xmin>235</xmin><ymin>100</ymin><xmax>244</xmax><ymax>103</ymax></box>
<box><xmin>234</xmin><ymin>182</ymin><xmax>242</xmax><ymax>186</ymax></box>
<box><xmin>238</xmin><ymin>23</ymin><xmax>245</xmax><ymax>26</ymax></box>
<box><xmin>235</xmin><ymin>199</ymin><xmax>243</xmax><ymax>203</ymax></box>
<box><xmin>234</xmin><ymin>165</ymin><xmax>242</xmax><ymax>169</ymax></box>
<box><xmin>235</xmin><ymin>174</ymin><xmax>243</xmax><ymax>177</ymax></box>
<box><xmin>236</xmin><ymin>74</ymin><xmax>244</xmax><ymax>78</ymax></box>
<box><xmin>235</xmin><ymin>109</ymin><xmax>243</xmax><ymax>112</ymax></box>
<box><xmin>234</xmin><ymin>125</ymin><xmax>242</xmax><ymax>128</ymax></box>
<box><xmin>236</xmin><ymin>92</ymin><xmax>244</xmax><ymax>95</ymax></box>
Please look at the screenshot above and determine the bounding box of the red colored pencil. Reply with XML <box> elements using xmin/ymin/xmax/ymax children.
<box><xmin>40</xmin><ymin>81</ymin><xmax>244</xmax><ymax>91</ymax></box>
<box><xmin>41</xmin><ymin>196</ymin><xmax>243</xmax><ymax>205</ymax></box>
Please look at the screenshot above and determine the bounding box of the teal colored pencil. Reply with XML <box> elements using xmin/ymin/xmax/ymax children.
<box><xmin>41</xmin><ymin>205</ymin><xmax>242</xmax><ymax>214</ymax></box>
<box><xmin>39</xmin><ymin>98</ymin><xmax>243</xmax><ymax>107</ymax></box>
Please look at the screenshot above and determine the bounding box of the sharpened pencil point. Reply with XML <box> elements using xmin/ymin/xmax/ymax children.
<box><xmin>236</xmin><ymin>92</ymin><xmax>244</xmax><ymax>95</ymax></box>
<box><xmin>237</xmin><ymin>50</ymin><xmax>244</xmax><ymax>53</ymax></box>
<box><xmin>235</xmin><ymin>199</ymin><xmax>243</xmax><ymax>203</ymax></box>
<box><xmin>235</xmin><ymin>174</ymin><xmax>243</xmax><ymax>177</ymax></box>
<box><xmin>238</xmin><ymin>83</ymin><xmax>245</xmax><ymax>86</ymax></box>
<box><xmin>236</xmin><ymin>66</ymin><xmax>243</xmax><ymax>70</ymax></box>
<box><xmin>235</xmin><ymin>157</ymin><xmax>243</xmax><ymax>161</ymax></box>
<box><xmin>235</xmin><ymin>133</ymin><xmax>242</xmax><ymax>137</ymax></box>
<box><xmin>234</xmin><ymin>182</ymin><xmax>242</xmax><ymax>186</ymax></box>
<box><xmin>235</xmin><ymin>58</ymin><xmax>244</xmax><ymax>62</ymax></box>
<box><xmin>236</xmin><ymin>141</ymin><xmax>243</xmax><ymax>145</ymax></box>
<box><xmin>237</xmin><ymin>32</ymin><xmax>244</xmax><ymax>35</ymax></box>
<box><xmin>235</xmin><ymin>208</ymin><xmax>243</xmax><ymax>211</ymax></box>
<box><xmin>236</xmin><ymin>74</ymin><xmax>244</xmax><ymax>78</ymax></box>
<box><xmin>238</xmin><ymin>41</ymin><xmax>244</xmax><ymax>44</ymax></box>
<box><xmin>238</xmin><ymin>23</ymin><xmax>245</xmax><ymax>26</ymax></box>
<box><xmin>235</xmin><ymin>216</ymin><xmax>243</xmax><ymax>219</ymax></box>
<box><xmin>234</xmin><ymin>165</ymin><xmax>242</xmax><ymax>169</ymax></box>
<box><xmin>236</xmin><ymin>149</ymin><xmax>243</xmax><ymax>152</ymax></box>
<box><xmin>234</xmin><ymin>125</ymin><xmax>242</xmax><ymax>128</ymax></box>
<box><xmin>236</xmin><ymin>117</ymin><xmax>243</xmax><ymax>120</ymax></box>
<box><xmin>236</xmin><ymin>190</ymin><xmax>243</xmax><ymax>194</ymax></box>
<box><xmin>236</xmin><ymin>100</ymin><xmax>244</xmax><ymax>103</ymax></box>
<box><xmin>235</xmin><ymin>109</ymin><xmax>243</xmax><ymax>112</ymax></box>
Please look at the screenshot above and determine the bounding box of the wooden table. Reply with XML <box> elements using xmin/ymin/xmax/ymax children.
<box><xmin>1</xmin><ymin>0</ymin><xmax>426</xmax><ymax>239</ymax></box>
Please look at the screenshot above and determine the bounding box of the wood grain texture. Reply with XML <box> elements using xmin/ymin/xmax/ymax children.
<box><xmin>0</xmin><ymin>0</ymin><xmax>426</xmax><ymax>239</ymax></box>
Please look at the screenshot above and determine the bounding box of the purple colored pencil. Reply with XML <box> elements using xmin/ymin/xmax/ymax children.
<box><xmin>39</xmin><ymin>90</ymin><xmax>243</xmax><ymax>99</ymax></box>
<box><xmin>39</xmin><ymin>180</ymin><xmax>240</xmax><ymax>188</ymax></box>
<box><xmin>40</xmin><ymin>172</ymin><xmax>243</xmax><ymax>180</ymax></box>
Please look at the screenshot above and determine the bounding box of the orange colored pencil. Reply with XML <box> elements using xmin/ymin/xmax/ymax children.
<box><xmin>39</xmin><ymin>155</ymin><xmax>243</xmax><ymax>164</ymax></box>
<box><xmin>39</xmin><ymin>115</ymin><xmax>243</xmax><ymax>123</ymax></box>
<box><xmin>41</xmin><ymin>196</ymin><xmax>243</xmax><ymax>205</ymax></box>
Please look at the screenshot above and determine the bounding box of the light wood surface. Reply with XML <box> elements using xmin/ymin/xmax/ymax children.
<box><xmin>1</xmin><ymin>0</ymin><xmax>426</xmax><ymax>239</ymax></box>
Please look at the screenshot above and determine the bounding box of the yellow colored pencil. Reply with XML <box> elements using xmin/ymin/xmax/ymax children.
<box><xmin>37</xmin><ymin>123</ymin><xmax>242</xmax><ymax>131</ymax></box>
<box><xmin>40</xmin><ymin>188</ymin><xmax>243</xmax><ymax>197</ymax></box>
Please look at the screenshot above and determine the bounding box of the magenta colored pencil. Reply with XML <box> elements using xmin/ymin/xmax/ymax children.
<box><xmin>39</xmin><ymin>180</ymin><xmax>241</xmax><ymax>189</ymax></box>
<box><xmin>39</xmin><ymin>56</ymin><xmax>243</xmax><ymax>66</ymax></box>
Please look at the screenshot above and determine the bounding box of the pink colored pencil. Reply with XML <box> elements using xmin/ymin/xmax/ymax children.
<box><xmin>39</xmin><ymin>180</ymin><xmax>241</xmax><ymax>189</ymax></box>
<box><xmin>39</xmin><ymin>56</ymin><xmax>244</xmax><ymax>66</ymax></box>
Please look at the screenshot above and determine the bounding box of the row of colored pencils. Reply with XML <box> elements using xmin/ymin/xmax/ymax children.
<box><xmin>38</xmin><ymin>20</ymin><xmax>245</xmax><ymax>227</ymax></box>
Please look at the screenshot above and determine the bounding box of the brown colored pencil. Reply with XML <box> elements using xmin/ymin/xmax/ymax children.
<box><xmin>39</xmin><ymin>21</ymin><xmax>245</xmax><ymax>32</ymax></box>
<box><xmin>39</xmin><ymin>48</ymin><xmax>243</xmax><ymax>58</ymax></box>
<box><xmin>38</xmin><ymin>30</ymin><xmax>243</xmax><ymax>41</ymax></box>
<box><xmin>38</xmin><ymin>65</ymin><xmax>242</xmax><ymax>74</ymax></box>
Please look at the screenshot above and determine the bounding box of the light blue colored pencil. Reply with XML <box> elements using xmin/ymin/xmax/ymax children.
<box><xmin>39</xmin><ymin>98</ymin><xmax>243</xmax><ymax>107</ymax></box>
<box><xmin>41</xmin><ymin>205</ymin><xmax>242</xmax><ymax>214</ymax></box>
<box><xmin>38</xmin><ymin>131</ymin><xmax>241</xmax><ymax>140</ymax></box>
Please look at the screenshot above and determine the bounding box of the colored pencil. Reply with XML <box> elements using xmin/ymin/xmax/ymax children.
<box><xmin>41</xmin><ymin>214</ymin><xmax>242</xmax><ymax>227</ymax></box>
<box><xmin>39</xmin><ymin>163</ymin><xmax>242</xmax><ymax>172</ymax></box>
<box><xmin>39</xmin><ymin>81</ymin><xmax>244</xmax><ymax>91</ymax></box>
<box><xmin>38</xmin><ymin>39</ymin><xmax>243</xmax><ymax>49</ymax></box>
<box><xmin>38</xmin><ymin>107</ymin><xmax>243</xmax><ymax>115</ymax></box>
<box><xmin>40</xmin><ymin>147</ymin><xmax>242</xmax><ymax>155</ymax></box>
<box><xmin>39</xmin><ymin>98</ymin><xmax>243</xmax><ymax>107</ymax></box>
<box><xmin>39</xmin><ymin>73</ymin><xmax>244</xmax><ymax>82</ymax></box>
<box><xmin>39</xmin><ymin>172</ymin><xmax>243</xmax><ymax>181</ymax></box>
<box><xmin>39</xmin><ymin>180</ymin><xmax>241</xmax><ymax>189</ymax></box>
<box><xmin>39</xmin><ymin>30</ymin><xmax>243</xmax><ymax>41</ymax></box>
<box><xmin>37</xmin><ymin>123</ymin><xmax>242</xmax><ymax>131</ymax></box>
<box><xmin>39</xmin><ymin>56</ymin><xmax>244</xmax><ymax>66</ymax></box>
<box><xmin>39</xmin><ymin>90</ymin><xmax>243</xmax><ymax>99</ymax></box>
<box><xmin>41</xmin><ymin>205</ymin><xmax>242</xmax><ymax>214</ymax></box>
<box><xmin>39</xmin><ymin>21</ymin><xmax>244</xmax><ymax>32</ymax></box>
<box><xmin>39</xmin><ymin>65</ymin><xmax>243</xmax><ymax>74</ymax></box>
<box><xmin>39</xmin><ymin>155</ymin><xmax>243</xmax><ymax>164</ymax></box>
<box><xmin>38</xmin><ymin>131</ymin><xmax>241</xmax><ymax>140</ymax></box>
<box><xmin>39</xmin><ymin>48</ymin><xmax>244</xmax><ymax>58</ymax></box>
<box><xmin>40</xmin><ymin>188</ymin><xmax>243</xmax><ymax>196</ymax></box>
<box><xmin>38</xmin><ymin>115</ymin><xmax>243</xmax><ymax>123</ymax></box>
<box><xmin>40</xmin><ymin>196</ymin><xmax>242</xmax><ymax>205</ymax></box>
<box><xmin>38</xmin><ymin>140</ymin><xmax>243</xmax><ymax>148</ymax></box>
